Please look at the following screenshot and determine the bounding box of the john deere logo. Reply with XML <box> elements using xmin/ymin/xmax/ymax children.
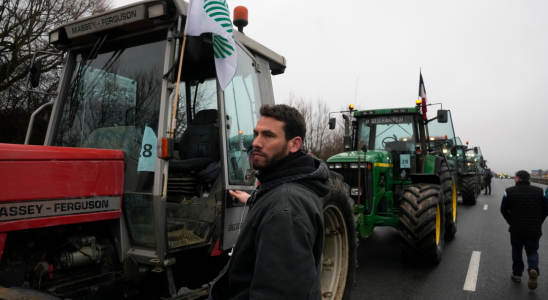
<box><xmin>204</xmin><ymin>0</ymin><xmax>235</xmax><ymax>58</ymax></box>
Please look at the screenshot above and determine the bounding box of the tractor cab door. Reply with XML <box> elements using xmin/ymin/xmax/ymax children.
<box><xmin>426</xmin><ymin>110</ymin><xmax>457</xmax><ymax>174</ymax></box>
<box><xmin>218</xmin><ymin>43</ymin><xmax>274</xmax><ymax>251</ymax></box>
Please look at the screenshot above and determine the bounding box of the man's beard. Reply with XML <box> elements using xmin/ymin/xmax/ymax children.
<box><xmin>253</xmin><ymin>143</ymin><xmax>288</xmax><ymax>171</ymax></box>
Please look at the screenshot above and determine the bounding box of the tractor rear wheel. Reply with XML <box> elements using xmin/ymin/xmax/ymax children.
<box><xmin>399</xmin><ymin>183</ymin><xmax>445</xmax><ymax>263</ymax></box>
<box><xmin>439</xmin><ymin>162</ymin><xmax>456</xmax><ymax>239</ymax></box>
<box><xmin>321</xmin><ymin>172</ymin><xmax>357</xmax><ymax>300</ymax></box>
<box><xmin>461</xmin><ymin>176</ymin><xmax>477</xmax><ymax>205</ymax></box>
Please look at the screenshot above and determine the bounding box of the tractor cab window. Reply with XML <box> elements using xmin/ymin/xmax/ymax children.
<box><xmin>223</xmin><ymin>45</ymin><xmax>262</xmax><ymax>186</ymax></box>
<box><xmin>55</xmin><ymin>36</ymin><xmax>167</xmax><ymax>194</ymax></box>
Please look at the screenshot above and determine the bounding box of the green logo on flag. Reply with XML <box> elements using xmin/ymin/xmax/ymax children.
<box><xmin>204</xmin><ymin>0</ymin><xmax>235</xmax><ymax>58</ymax></box>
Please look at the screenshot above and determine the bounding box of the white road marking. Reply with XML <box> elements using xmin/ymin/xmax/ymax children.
<box><xmin>463</xmin><ymin>251</ymin><xmax>481</xmax><ymax>291</ymax></box>
<box><xmin>484</xmin><ymin>204</ymin><xmax>488</xmax><ymax>210</ymax></box>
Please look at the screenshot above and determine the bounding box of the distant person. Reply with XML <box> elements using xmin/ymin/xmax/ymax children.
<box><xmin>483</xmin><ymin>169</ymin><xmax>492</xmax><ymax>195</ymax></box>
<box><xmin>210</xmin><ymin>104</ymin><xmax>331</xmax><ymax>299</ymax></box>
<box><xmin>500</xmin><ymin>170</ymin><xmax>548</xmax><ymax>290</ymax></box>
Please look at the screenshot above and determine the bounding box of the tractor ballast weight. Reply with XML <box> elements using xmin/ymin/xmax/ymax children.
<box><xmin>327</xmin><ymin>103</ymin><xmax>459</xmax><ymax>262</ymax></box>
<box><xmin>0</xmin><ymin>1</ymin><xmax>355</xmax><ymax>299</ymax></box>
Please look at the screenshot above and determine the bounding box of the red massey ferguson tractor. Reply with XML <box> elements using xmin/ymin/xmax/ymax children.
<box><xmin>0</xmin><ymin>1</ymin><xmax>356</xmax><ymax>299</ymax></box>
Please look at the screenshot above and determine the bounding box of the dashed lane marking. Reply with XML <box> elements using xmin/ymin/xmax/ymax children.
<box><xmin>484</xmin><ymin>204</ymin><xmax>488</xmax><ymax>210</ymax></box>
<box><xmin>463</xmin><ymin>251</ymin><xmax>481</xmax><ymax>291</ymax></box>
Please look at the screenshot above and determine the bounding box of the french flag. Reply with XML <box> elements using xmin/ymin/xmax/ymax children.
<box><xmin>418</xmin><ymin>72</ymin><xmax>427</xmax><ymax>119</ymax></box>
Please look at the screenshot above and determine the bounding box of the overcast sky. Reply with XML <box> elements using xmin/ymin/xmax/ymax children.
<box><xmin>115</xmin><ymin>0</ymin><xmax>548</xmax><ymax>175</ymax></box>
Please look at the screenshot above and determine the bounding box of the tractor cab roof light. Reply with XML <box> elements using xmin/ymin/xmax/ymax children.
<box><xmin>147</xmin><ymin>2</ymin><xmax>168</xmax><ymax>19</ymax></box>
<box><xmin>233</xmin><ymin>6</ymin><xmax>248</xmax><ymax>33</ymax></box>
<box><xmin>416</xmin><ymin>99</ymin><xmax>422</xmax><ymax>105</ymax></box>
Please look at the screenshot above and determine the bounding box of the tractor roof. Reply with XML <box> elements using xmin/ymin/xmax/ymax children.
<box><xmin>353</xmin><ymin>107</ymin><xmax>419</xmax><ymax>117</ymax></box>
<box><xmin>50</xmin><ymin>0</ymin><xmax>286</xmax><ymax>74</ymax></box>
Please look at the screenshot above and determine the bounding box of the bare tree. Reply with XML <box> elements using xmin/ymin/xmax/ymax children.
<box><xmin>0</xmin><ymin>0</ymin><xmax>113</xmax><ymax>144</ymax></box>
<box><xmin>287</xmin><ymin>93</ymin><xmax>345</xmax><ymax>161</ymax></box>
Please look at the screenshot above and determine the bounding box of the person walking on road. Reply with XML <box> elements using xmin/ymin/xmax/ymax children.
<box><xmin>500</xmin><ymin>170</ymin><xmax>548</xmax><ymax>290</ymax></box>
<box><xmin>484</xmin><ymin>168</ymin><xmax>492</xmax><ymax>195</ymax></box>
<box><xmin>209</xmin><ymin>104</ymin><xmax>332</xmax><ymax>300</ymax></box>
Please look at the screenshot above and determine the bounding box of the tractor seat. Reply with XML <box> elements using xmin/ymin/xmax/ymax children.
<box><xmin>170</xmin><ymin>109</ymin><xmax>219</xmax><ymax>174</ymax></box>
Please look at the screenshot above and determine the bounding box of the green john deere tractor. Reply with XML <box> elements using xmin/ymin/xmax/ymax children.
<box><xmin>326</xmin><ymin>102</ymin><xmax>458</xmax><ymax>262</ymax></box>
<box><xmin>445</xmin><ymin>138</ymin><xmax>480</xmax><ymax>205</ymax></box>
<box><xmin>465</xmin><ymin>146</ymin><xmax>488</xmax><ymax>191</ymax></box>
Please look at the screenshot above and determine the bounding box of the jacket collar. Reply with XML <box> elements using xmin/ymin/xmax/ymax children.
<box><xmin>516</xmin><ymin>180</ymin><xmax>530</xmax><ymax>186</ymax></box>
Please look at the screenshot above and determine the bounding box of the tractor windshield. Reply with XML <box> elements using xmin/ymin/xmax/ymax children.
<box><xmin>54</xmin><ymin>35</ymin><xmax>166</xmax><ymax>158</ymax></box>
<box><xmin>358</xmin><ymin>115</ymin><xmax>416</xmax><ymax>151</ymax></box>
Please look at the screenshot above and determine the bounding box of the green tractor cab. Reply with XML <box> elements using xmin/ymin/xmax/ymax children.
<box><xmin>327</xmin><ymin>103</ymin><xmax>458</xmax><ymax>262</ymax></box>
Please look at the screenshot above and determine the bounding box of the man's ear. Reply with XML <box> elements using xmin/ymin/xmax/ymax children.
<box><xmin>288</xmin><ymin>136</ymin><xmax>303</xmax><ymax>153</ymax></box>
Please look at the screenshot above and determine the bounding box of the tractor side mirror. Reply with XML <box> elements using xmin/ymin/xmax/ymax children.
<box><xmin>437</xmin><ymin>109</ymin><xmax>448</xmax><ymax>123</ymax></box>
<box><xmin>451</xmin><ymin>147</ymin><xmax>457</xmax><ymax>156</ymax></box>
<box><xmin>30</xmin><ymin>58</ymin><xmax>43</xmax><ymax>88</ymax></box>
<box><xmin>474</xmin><ymin>147</ymin><xmax>478</xmax><ymax>154</ymax></box>
<box><xmin>328</xmin><ymin>118</ymin><xmax>336</xmax><ymax>130</ymax></box>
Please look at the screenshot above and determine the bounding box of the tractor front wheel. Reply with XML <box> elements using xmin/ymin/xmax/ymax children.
<box><xmin>321</xmin><ymin>172</ymin><xmax>357</xmax><ymax>300</ymax></box>
<box><xmin>399</xmin><ymin>183</ymin><xmax>445</xmax><ymax>263</ymax></box>
<box><xmin>461</xmin><ymin>176</ymin><xmax>477</xmax><ymax>205</ymax></box>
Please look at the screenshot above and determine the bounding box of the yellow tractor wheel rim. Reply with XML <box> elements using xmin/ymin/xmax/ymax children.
<box><xmin>452</xmin><ymin>182</ymin><xmax>457</xmax><ymax>221</ymax></box>
<box><xmin>436</xmin><ymin>205</ymin><xmax>440</xmax><ymax>245</ymax></box>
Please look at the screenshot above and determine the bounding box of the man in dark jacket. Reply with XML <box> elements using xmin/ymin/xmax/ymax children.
<box><xmin>210</xmin><ymin>104</ymin><xmax>332</xmax><ymax>300</ymax></box>
<box><xmin>500</xmin><ymin>170</ymin><xmax>548</xmax><ymax>290</ymax></box>
<box><xmin>483</xmin><ymin>168</ymin><xmax>492</xmax><ymax>195</ymax></box>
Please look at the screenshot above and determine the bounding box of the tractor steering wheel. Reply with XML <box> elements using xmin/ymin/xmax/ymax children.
<box><xmin>382</xmin><ymin>135</ymin><xmax>397</xmax><ymax>148</ymax></box>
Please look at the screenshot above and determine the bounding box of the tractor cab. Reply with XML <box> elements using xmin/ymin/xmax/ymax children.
<box><xmin>1</xmin><ymin>0</ymin><xmax>288</xmax><ymax>296</ymax></box>
<box><xmin>43</xmin><ymin>0</ymin><xmax>286</xmax><ymax>261</ymax></box>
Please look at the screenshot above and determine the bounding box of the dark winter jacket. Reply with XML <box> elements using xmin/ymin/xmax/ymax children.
<box><xmin>484</xmin><ymin>170</ymin><xmax>492</xmax><ymax>183</ymax></box>
<box><xmin>209</xmin><ymin>151</ymin><xmax>332</xmax><ymax>300</ymax></box>
<box><xmin>500</xmin><ymin>181</ymin><xmax>548</xmax><ymax>239</ymax></box>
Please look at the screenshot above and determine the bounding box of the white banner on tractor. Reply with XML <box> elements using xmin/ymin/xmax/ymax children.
<box><xmin>185</xmin><ymin>0</ymin><xmax>237</xmax><ymax>90</ymax></box>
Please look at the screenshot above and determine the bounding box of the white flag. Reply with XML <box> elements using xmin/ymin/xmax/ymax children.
<box><xmin>185</xmin><ymin>0</ymin><xmax>237</xmax><ymax>90</ymax></box>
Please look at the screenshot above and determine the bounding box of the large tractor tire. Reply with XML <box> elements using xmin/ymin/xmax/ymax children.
<box><xmin>461</xmin><ymin>176</ymin><xmax>477</xmax><ymax>205</ymax></box>
<box><xmin>439</xmin><ymin>162</ymin><xmax>457</xmax><ymax>239</ymax></box>
<box><xmin>399</xmin><ymin>184</ymin><xmax>445</xmax><ymax>263</ymax></box>
<box><xmin>321</xmin><ymin>172</ymin><xmax>357</xmax><ymax>300</ymax></box>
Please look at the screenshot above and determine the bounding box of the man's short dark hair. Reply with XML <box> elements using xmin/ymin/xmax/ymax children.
<box><xmin>516</xmin><ymin>170</ymin><xmax>530</xmax><ymax>181</ymax></box>
<box><xmin>259</xmin><ymin>104</ymin><xmax>306</xmax><ymax>142</ymax></box>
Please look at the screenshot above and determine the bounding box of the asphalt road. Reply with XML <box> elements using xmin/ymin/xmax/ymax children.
<box><xmin>352</xmin><ymin>179</ymin><xmax>548</xmax><ymax>300</ymax></box>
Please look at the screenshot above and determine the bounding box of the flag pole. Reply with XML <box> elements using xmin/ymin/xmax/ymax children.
<box><xmin>171</xmin><ymin>32</ymin><xmax>188</xmax><ymax>138</ymax></box>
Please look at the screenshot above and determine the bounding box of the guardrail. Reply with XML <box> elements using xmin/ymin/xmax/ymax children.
<box><xmin>530</xmin><ymin>178</ymin><xmax>548</xmax><ymax>185</ymax></box>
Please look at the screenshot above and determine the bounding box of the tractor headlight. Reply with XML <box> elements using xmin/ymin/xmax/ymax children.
<box><xmin>335</xmin><ymin>163</ymin><xmax>342</xmax><ymax>169</ymax></box>
<box><xmin>328</xmin><ymin>164</ymin><xmax>334</xmax><ymax>169</ymax></box>
<box><xmin>350</xmin><ymin>188</ymin><xmax>360</xmax><ymax>196</ymax></box>
<box><xmin>350</xmin><ymin>163</ymin><xmax>358</xmax><ymax>169</ymax></box>
<box><xmin>147</xmin><ymin>2</ymin><xmax>168</xmax><ymax>19</ymax></box>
